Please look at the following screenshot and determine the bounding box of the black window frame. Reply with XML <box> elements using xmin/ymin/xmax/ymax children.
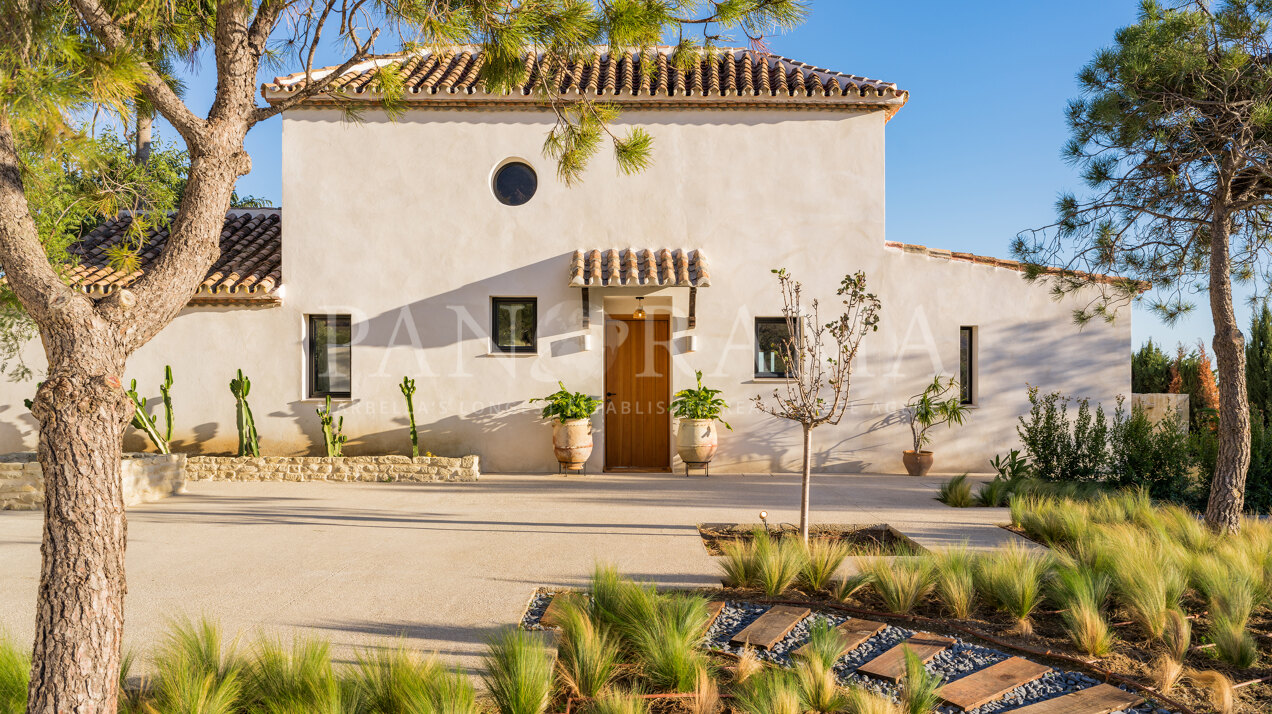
<box><xmin>755</xmin><ymin>317</ymin><xmax>797</xmax><ymax>379</ymax></box>
<box><xmin>959</xmin><ymin>326</ymin><xmax>975</xmax><ymax>405</ymax></box>
<box><xmin>491</xmin><ymin>297</ymin><xmax>538</xmax><ymax>354</ymax></box>
<box><xmin>307</xmin><ymin>314</ymin><xmax>352</xmax><ymax>399</ymax></box>
<box><xmin>492</xmin><ymin>161</ymin><xmax>538</xmax><ymax>206</ymax></box>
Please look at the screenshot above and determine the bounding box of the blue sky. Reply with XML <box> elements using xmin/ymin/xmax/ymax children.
<box><xmin>168</xmin><ymin>0</ymin><xmax>1245</xmax><ymax>354</ymax></box>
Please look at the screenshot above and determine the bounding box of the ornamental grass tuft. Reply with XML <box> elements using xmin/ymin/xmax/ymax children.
<box><xmin>842</xmin><ymin>685</ymin><xmax>900</xmax><ymax>714</ymax></box>
<box><xmin>898</xmin><ymin>648</ymin><xmax>942</xmax><ymax>714</ymax></box>
<box><xmin>592</xmin><ymin>691</ymin><xmax>650</xmax><ymax>714</ymax></box>
<box><xmin>0</xmin><ymin>634</ymin><xmax>28</xmax><ymax>714</ymax></box>
<box><xmin>753</xmin><ymin>533</ymin><xmax>807</xmax><ymax>597</ymax></box>
<box><xmin>243</xmin><ymin>637</ymin><xmax>345</xmax><ymax>714</ymax></box>
<box><xmin>861</xmin><ymin>556</ymin><xmax>935</xmax><ymax>615</ymax></box>
<box><xmin>553</xmin><ymin>595</ymin><xmax>619</xmax><ymax>698</ymax></box>
<box><xmin>482</xmin><ymin>628</ymin><xmax>554</xmax><ymax>714</ymax></box>
<box><xmin>932</xmin><ymin>546</ymin><xmax>976</xmax><ymax>619</ymax></box>
<box><xmin>794</xmin><ymin>656</ymin><xmax>847</xmax><ymax>714</ymax></box>
<box><xmin>1101</xmin><ymin>526</ymin><xmax>1185</xmax><ymax>641</ymax></box>
<box><xmin>795</xmin><ymin>619</ymin><xmax>847</xmax><ymax>671</ymax></box>
<box><xmin>1049</xmin><ymin>562</ymin><xmax>1113</xmax><ymax>657</ymax></box>
<box><xmin>937</xmin><ymin>474</ymin><xmax>974</xmax><ymax>508</ymax></box>
<box><xmin>150</xmin><ymin>618</ymin><xmax>244</xmax><ymax>714</ymax></box>
<box><xmin>799</xmin><ymin>539</ymin><xmax>850</xmax><ymax>593</ymax></box>
<box><xmin>353</xmin><ymin>646</ymin><xmax>476</xmax><ymax>714</ymax></box>
<box><xmin>732</xmin><ymin>668</ymin><xmax>801</xmax><ymax>714</ymax></box>
<box><xmin>974</xmin><ymin>543</ymin><xmax>1051</xmax><ymax>636</ymax></box>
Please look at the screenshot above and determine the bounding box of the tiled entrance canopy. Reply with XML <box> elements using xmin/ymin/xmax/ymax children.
<box><xmin>568</xmin><ymin>248</ymin><xmax>710</xmax><ymax>288</ymax></box>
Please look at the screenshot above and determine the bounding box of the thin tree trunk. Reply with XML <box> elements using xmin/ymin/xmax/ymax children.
<box><xmin>800</xmin><ymin>424</ymin><xmax>812</xmax><ymax>544</ymax></box>
<box><xmin>1205</xmin><ymin>204</ymin><xmax>1251</xmax><ymax>534</ymax></box>
<box><xmin>134</xmin><ymin>111</ymin><xmax>151</xmax><ymax>165</ymax></box>
<box><xmin>26</xmin><ymin>360</ymin><xmax>132</xmax><ymax>713</ymax></box>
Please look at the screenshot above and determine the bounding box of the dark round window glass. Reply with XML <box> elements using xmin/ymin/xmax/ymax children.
<box><xmin>493</xmin><ymin>162</ymin><xmax>537</xmax><ymax>206</ymax></box>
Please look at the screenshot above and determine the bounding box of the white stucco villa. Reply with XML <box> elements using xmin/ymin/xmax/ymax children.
<box><xmin>0</xmin><ymin>47</ymin><xmax>1131</xmax><ymax>474</ymax></box>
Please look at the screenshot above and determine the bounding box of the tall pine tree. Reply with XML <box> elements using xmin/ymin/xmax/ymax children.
<box><xmin>1247</xmin><ymin>303</ymin><xmax>1272</xmax><ymax>426</ymax></box>
<box><xmin>1015</xmin><ymin>0</ymin><xmax>1272</xmax><ymax>533</ymax></box>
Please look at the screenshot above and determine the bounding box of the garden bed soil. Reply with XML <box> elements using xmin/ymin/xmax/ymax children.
<box><xmin>696</xmin><ymin>522</ymin><xmax>925</xmax><ymax>556</ymax></box>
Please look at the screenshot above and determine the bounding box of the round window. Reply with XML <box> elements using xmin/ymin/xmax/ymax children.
<box><xmin>492</xmin><ymin>161</ymin><xmax>538</xmax><ymax>206</ymax></box>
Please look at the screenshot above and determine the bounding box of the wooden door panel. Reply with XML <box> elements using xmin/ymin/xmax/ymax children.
<box><xmin>604</xmin><ymin>317</ymin><xmax>671</xmax><ymax>471</ymax></box>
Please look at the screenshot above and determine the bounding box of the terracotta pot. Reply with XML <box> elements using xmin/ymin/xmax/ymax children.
<box><xmin>902</xmin><ymin>450</ymin><xmax>934</xmax><ymax>477</ymax></box>
<box><xmin>676</xmin><ymin>418</ymin><xmax>719</xmax><ymax>465</ymax></box>
<box><xmin>552</xmin><ymin>418</ymin><xmax>593</xmax><ymax>469</ymax></box>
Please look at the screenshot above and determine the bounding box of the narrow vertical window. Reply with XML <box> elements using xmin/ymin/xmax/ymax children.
<box><xmin>960</xmin><ymin>326</ymin><xmax>975</xmax><ymax>404</ymax></box>
<box><xmin>492</xmin><ymin>297</ymin><xmax>537</xmax><ymax>353</ymax></box>
<box><xmin>755</xmin><ymin>317</ymin><xmax>796</xmax><ymax>378</ymax></box>
<box><xmin>308</xmin><ymin>315</ymin><xmax>352</xmax><ymax>398</ymax></box>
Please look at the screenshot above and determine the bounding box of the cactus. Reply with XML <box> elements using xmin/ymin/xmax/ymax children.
<box><xmin>400</xmin><ymin>376</ymin><xmax>419</xmax><ymax>457</ymax></box>
<box><xmin>160</xmin><ymin>365</ymin><xmax>174</xmax><ymax>442</ymax></box>
<box><xmin>230</xmin><ymin>369</ymin><xmax>260</xmax><ymax>457</ymax></box>
<box><xmin>126</xmin><ymin>379</ymin><xmax>171</xmax><ymax>454</ymax></box>
<box><xmin>317</xmin><ymin>394</ymin><xmax>347</xmax><ymax>457</ymax></box>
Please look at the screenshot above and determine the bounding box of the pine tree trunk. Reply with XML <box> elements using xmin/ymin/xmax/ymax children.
<box><xmin>799</xmin><ymin>424</ymin><xmax>812</xmax><ymax>544</ymax></box>
<box><xmin>25</xmin><ymin>360</ymin><xmax>132</xmax><ymax>713</ymax></box>
<box><xmin>134</xmin><ymin>111</ymin><xmax>152</xmax><ymax>165</ymax></box>
<box><xmin>1205</xmin><ymin>204</ymin><xmax>1251</xmax><ymax>534</ymax></box>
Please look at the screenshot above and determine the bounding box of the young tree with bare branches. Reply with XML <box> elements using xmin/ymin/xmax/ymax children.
<box><xmin>0</xmin><ymin>1</ymin><xmax>809</xmax><ymax>710</ymax></box>
<box><xmin>753</xmin><ymin>268</ymin><xmax>881</xmax><ymax>543</ymax></box>
<box><xmin>1014</xmin><ymin>0</ymin><xmax>1272</xmax><ymax>533</ymax></box>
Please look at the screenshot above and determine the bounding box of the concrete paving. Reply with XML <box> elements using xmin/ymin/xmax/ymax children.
<box><xmin>0</xmin><ymin>471</ymin><xmax>1028</xmax><ymax>673</ymax></box>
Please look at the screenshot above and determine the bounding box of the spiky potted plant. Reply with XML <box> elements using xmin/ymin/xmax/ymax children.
<box><xmin>530</xmin><ymin>382</ymin><xmax>603</xmax><ymax>472</ymax></box>
<box><xmin>902</xmin><ymin>375</ymin><xmax>970</xmax><ymax>476</ymax></box>
<box><xmin>670</xmin><ymin>370</ymin><xmax>731</xmax><ymax>471</ymax></box>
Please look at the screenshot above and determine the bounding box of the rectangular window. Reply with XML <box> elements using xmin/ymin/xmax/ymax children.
<box><xmin>755</xmin><ymin>317</ymin><xmax>796</xmax><ymax>378</ymax></box>
<box><xmin>492</xmin><ymin>297</ymin><xmax>537</xmax><ymax>353</ymax></box>
<box><xmin>960</xmin><ymin>326</ymin><xmax>975</xmax><ymax>405</ymax></box>
<box><xmin>308</xmin><ymin>315</ymin><xmax>352</xmax><ymax>398</ymax></box>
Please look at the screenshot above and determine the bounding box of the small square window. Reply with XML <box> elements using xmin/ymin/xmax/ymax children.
<box><xmin>308</xmin><ymin>315</ymin><xmax>351</xmax><ymax>399</ymax></box>
<box><xmin>492</xmin><ymin>298</ymin><xmax>537</xmax><ymax>353</ymax></box>
<box><xmin>960</xmin><ymin>326</ymin><xmax>975</xmax><ymax>405</ymax></box>
<box><xmin>755</xmin><ymin>317</ymin><xmax>796</xmax><ymax>378</ymax></box>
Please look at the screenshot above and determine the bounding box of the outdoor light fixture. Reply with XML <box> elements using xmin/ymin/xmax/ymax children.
<box><xmin>633</xmin><ymin>297</ymin><xmax>646</xmax><ymax>319</ymax></box>
<box><xmin>685</xmin><ymin>334</ymin><xmax>699</xmax><ymax>352</ymax></box>
<box><xmin>580</xmin><ymin>334</ymin><xmax>593</xmax><ymax>351</ymax></box>
<box><xmin>759</xmin><ymin>510</ymin><xmax>769</xmax><ymax>533</ymax></box>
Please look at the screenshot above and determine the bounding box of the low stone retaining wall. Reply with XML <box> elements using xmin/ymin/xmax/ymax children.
<box><xmin>185</xmin><ymin>455</ymin><xmax>480</xmax><ymax>483</ymax></box>
<box><xmin>0</xmin><ymin>453</ymin><xmax>186</xmax><ymax>510</ymax></box>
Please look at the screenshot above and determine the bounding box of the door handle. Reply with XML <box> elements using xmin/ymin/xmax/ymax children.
<box><xmin>606</xmin><ymin>392</ymin><xmax>617</xmax><ymax>398</ymax></box>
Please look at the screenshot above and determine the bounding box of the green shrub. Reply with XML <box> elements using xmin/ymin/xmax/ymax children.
<box><xmin>1016</xmin><ymin>387</ymin><xmax>1110</xmax><ymax>482</ymax></box>
<box><xmin>937</xmin><ymin>475</ymin><xmax>973</xmax><ymax>508</ymax></box>
<box><xmin>482</xmin><ymin>628</ymin><xmax>554</xmax><ymax>714</ymax></box>
<box><xmin>1106</xmin><ymin>403</ymin><xmax>1197</xmax><ymax>503</ymax></box>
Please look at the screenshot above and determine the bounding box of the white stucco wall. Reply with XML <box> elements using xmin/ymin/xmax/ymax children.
<box><xmin>0</xmin><ymin>105</ymin><xmax>1131</xmax><ymax>473</ymax></box>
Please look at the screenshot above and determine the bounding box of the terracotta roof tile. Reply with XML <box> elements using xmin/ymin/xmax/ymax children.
<box><xmin>568</xmin><ymin>248</ymin><xmax>710</xmax><ymax>288</ymax></box>
<box><xmin>263</xmin><ymin>46</ymin><xmax>907</xmax><ymax>117</ymax></box>
<box><xmin>68</xmin><ymin>210</ymin><xmax>282</xmax><ymax>306</ymax></box>
<box><xmin>883</xmin><ymin>240</ymin><xmax>1144</xmax><ymax>289</ymax></box>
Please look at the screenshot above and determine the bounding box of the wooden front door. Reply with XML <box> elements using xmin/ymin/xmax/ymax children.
<box><xmin>604</xmin><ymin>316</ymin><xmax>672</xmax><ymax>471</ymax></box>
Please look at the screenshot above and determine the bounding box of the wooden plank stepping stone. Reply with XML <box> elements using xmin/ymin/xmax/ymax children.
<box><xmin>938</xmin><ymin>657</ymin><xmax>1051</xmax><ymax>710</ymax></box>
<box><xmin>705</xmin><ymin>601</ymin><xmax>725</xmax><ymax>630</ymax></box>
<box><xmin>1002</xmin><ymin>684</ymin><xmax>1142</xmax><ymax>714</ymax></box>
<box><xmin>855</xmin><ymin>633</ymin><xmax>955</xmax><ymax>682</ymax></box>
<box><xmin>729</xmin><ymin>605</ymin><xmax>810</xmax><ymax>649</ymax></box>
<box><xmin>795</xmin><ymin>618</ymin><xmax>887</xmax><ymax>659</ymax></box>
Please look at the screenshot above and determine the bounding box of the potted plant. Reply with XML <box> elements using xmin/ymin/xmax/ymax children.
<box><xmin>531</xmin><ymin>382</ymin><xmax>603</xmax><ymax>471</ymax></box>
<box><xmin>902</xmin><ymin>375</ymin><xmax>971</xmax><ymax>476</ymax></box>
<box><xmin>671</xmin><ymin>370</ymin><xmax>732</xmax><ymax>471</ymax></box>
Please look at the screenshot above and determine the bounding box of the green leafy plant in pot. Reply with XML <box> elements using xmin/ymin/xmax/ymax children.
<box><xmin>670</xmin><ymin>370</ymin><xmax>732</xmax><ymax>469</ymax></box>
<box><xmin>531</xmin><ymin>382</ymin><xmax>603</xmax><ymax>471</ymax></box>
<box><xmin>902</xmin><ymin>375</ymin><xmax>970</xmax><ymax>476</ymax></box>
